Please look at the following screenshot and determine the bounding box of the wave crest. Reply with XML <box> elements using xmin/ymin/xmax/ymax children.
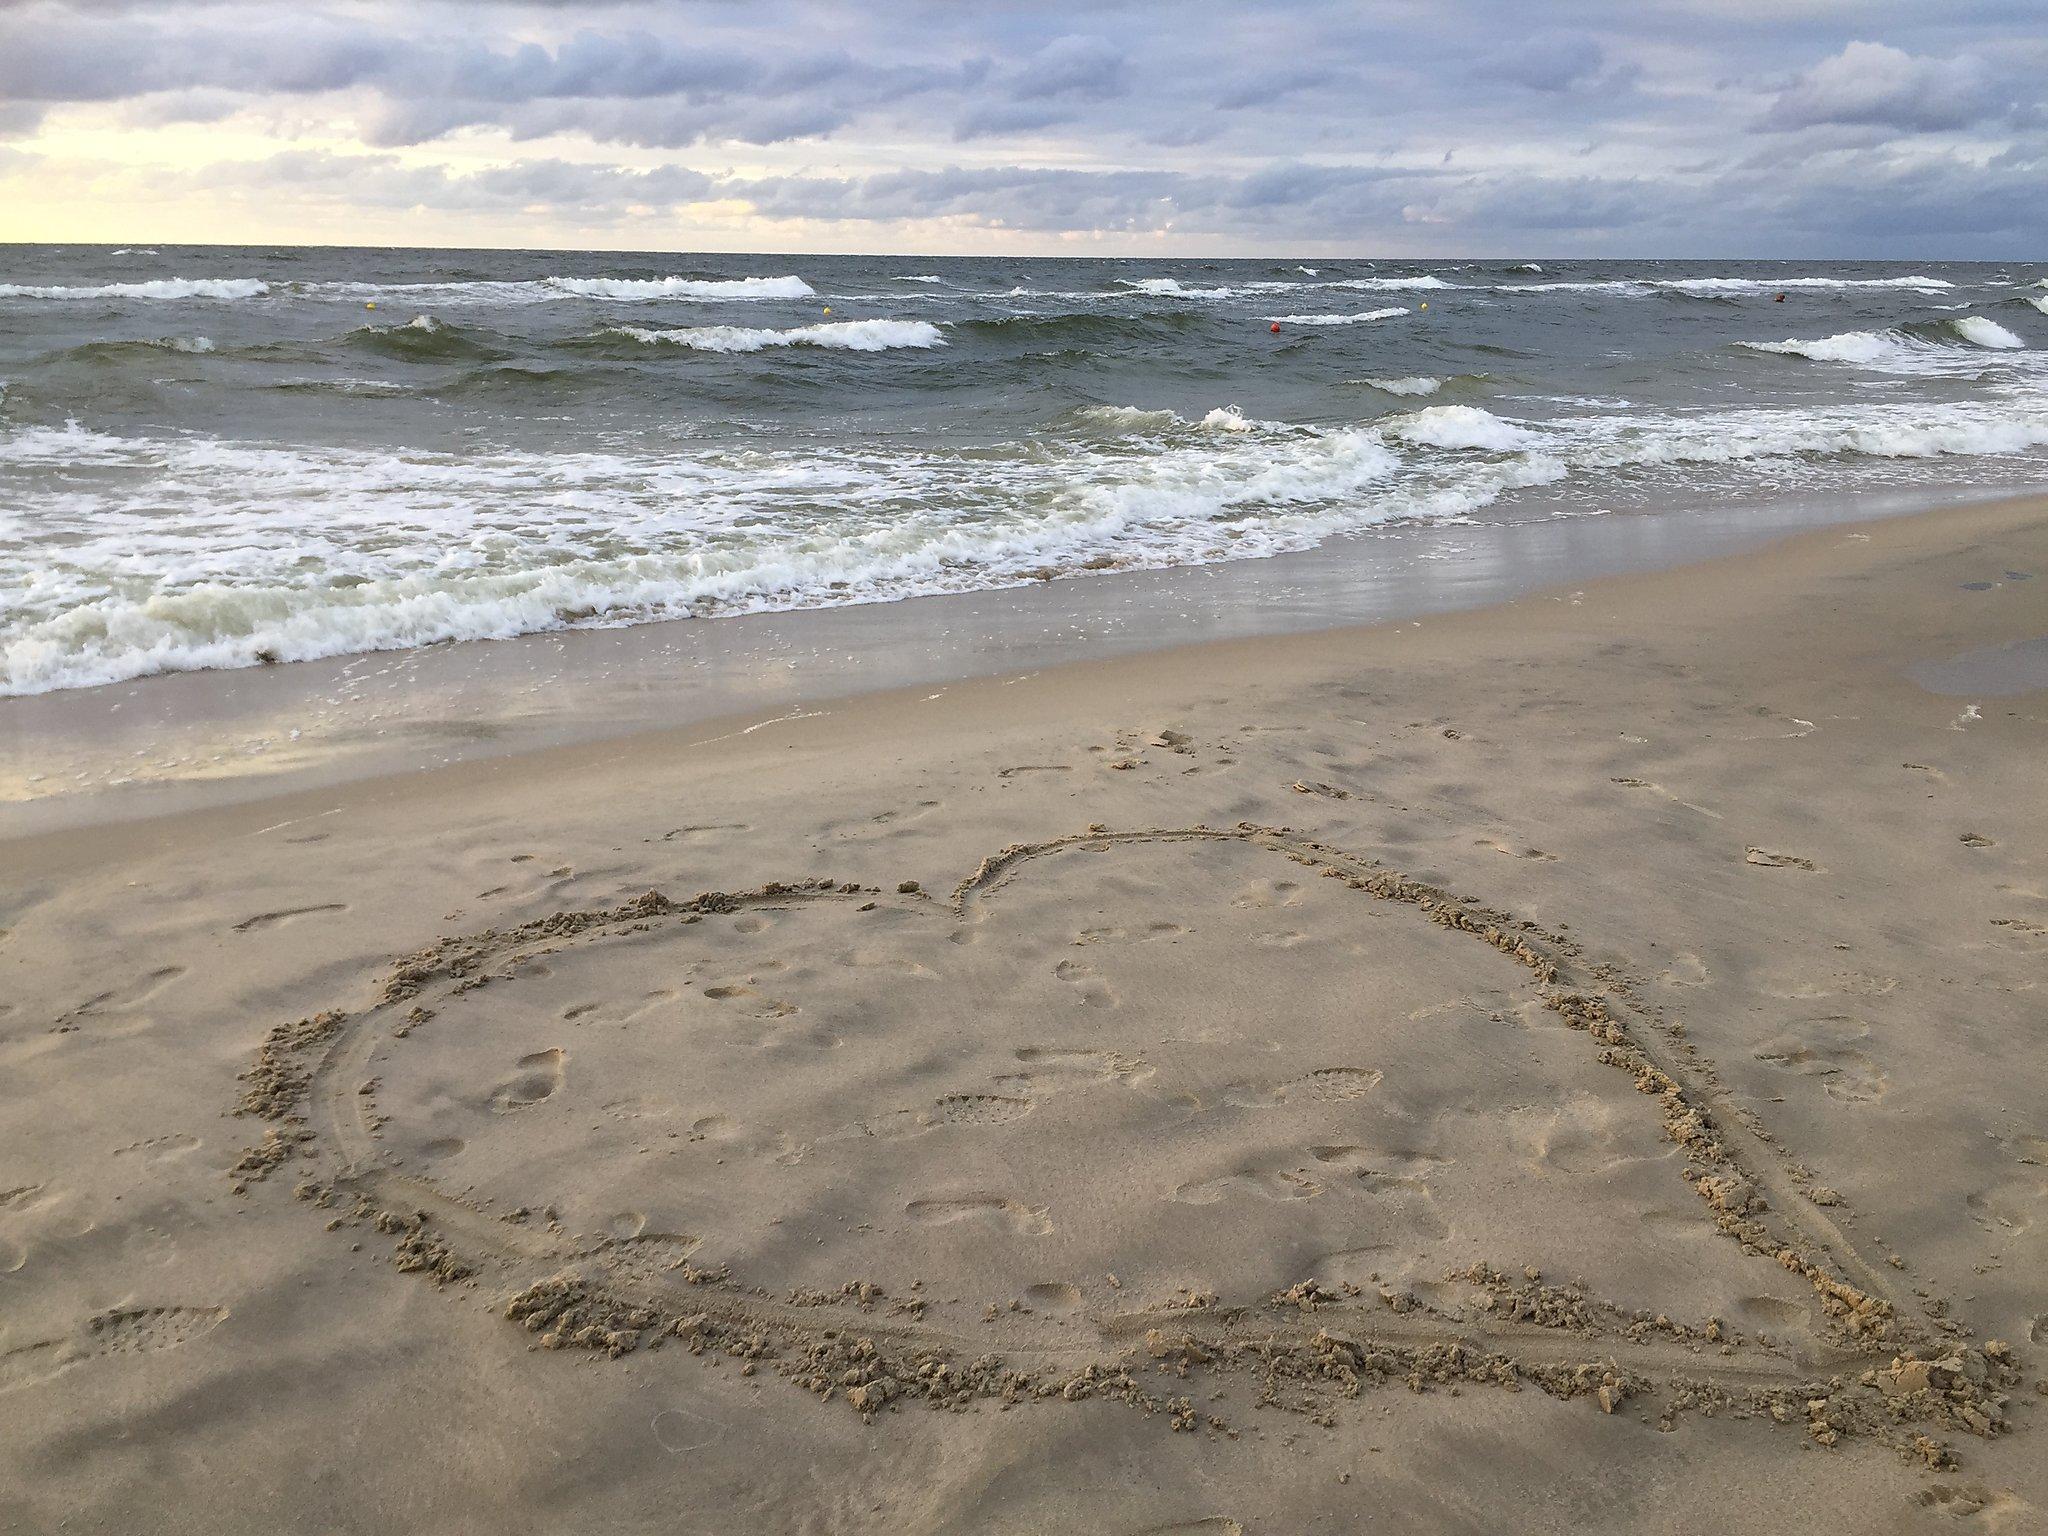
<box><xmin>0</xmin><ymin>278</ymin><xmax>269</xmax><ymax>301</ymax></box>
<box><xmin>543</xmin><ymin>275</ymin><xmax>816</xmax><ymax>301</ymax></box>
<box><xmin>602</xmin><ymin>319</ymin><xmax>944</xmax><ymax>353</ymax></box>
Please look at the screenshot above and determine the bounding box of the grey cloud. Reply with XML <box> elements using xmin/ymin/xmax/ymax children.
<box><xmin>1760</xmin><ymin>41</ymin><xmax>2000</xmax><ymax>132</ymax></box>
<box><xmin>1477</xmin><ymin>33</ymin><xmax>1607</xmax><ymax>94</ymax></box>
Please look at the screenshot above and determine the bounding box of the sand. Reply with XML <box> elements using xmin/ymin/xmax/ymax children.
<box><xmin>2</xmin><ymin>494</ymin><xmax>2044</xmax><ymax>1533</ymax></box>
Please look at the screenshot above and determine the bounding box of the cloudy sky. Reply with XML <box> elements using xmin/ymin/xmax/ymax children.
<box><xmin>1</xmin><ymin>0</ymin><xmax>2042</xmax><ymax>255</ymax></box>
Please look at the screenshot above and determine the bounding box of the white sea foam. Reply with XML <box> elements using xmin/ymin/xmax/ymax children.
<box><xmin>1498</xmin><ymin>274</ymin><xmax>1954</xmax><ymax>298</ymax></box>
<box><xmin>1953</xmin><ymin>315</ymin><xmax>2024</xmax><ymax>349</ymax></box>
<box><xmin>0</xmin><ymin>278</ymin><xmax>269</xmax><ymax>301</ymax></box>
<box><xmin>894</xmin><ymin>275</ymin><xmax>943</xmax><ymax>283</ymax></box>
<box><xmin>2028</xmin><ymin>295</ymin><xmax>2048</xmax><ymax>315</ymax></box>
<box><xmin>1118</xmin><ymin>277</ymin><xmax>1237</xmax><ymax>298</ymax></box>
<box><xmin>1337</xmin><ymin>276</ymin><xmax>1452</xmax><ymax>291</ymax></box>
<box><xmin>605</xmin><ymin>319</ymin><xmax>944</xmax><ymax>353</ymax></box>
<box><xmin>1385</xmin><ymin>406</ymin><xmax>1534</xmax><ymax>452</ymax></box>
<box><xmin>1659</xmin><ymin>275</ymin><xmax>1952</xmax><ymax>295</ymax></box>
<box><xmin>1742</xmin><ymin>330</ymin><xmax>1917</xmax><ymax>365</ymax></box>
<box><xmin>8</xmin><ymin>335</ymin><xmax>2048</xmax><ymax>697</ymax></box>
<box><xmin>1740</xmin><ymin>325</ymin><xmax>2038</xmax><ymax>375</ymax></box>
<box><xmin>1266</xmin><ymin>308</ymin><xmax>1407</xmax><ymax>326</ymax></box>
<box><xmin>544</xmin><ymin>275</ymin><xmax>816</xmax><ymax>301</ymax></box>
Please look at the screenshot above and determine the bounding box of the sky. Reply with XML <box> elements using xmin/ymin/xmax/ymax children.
<box><xmin>0</xmin><ymin>0</ymin><xmax>2043</xmax><ymax>256</ymax></box>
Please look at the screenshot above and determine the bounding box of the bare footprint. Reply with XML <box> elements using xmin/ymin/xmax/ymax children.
<box><xmin>905</xmin><ymin>1195</ymin><xmax>1052</xmax><ymax>1236</ymax></box>
<box><xmin>489</xmin><ymin>1048</ymin><xmax>566</xmax><ymax>1112</ymax></box>
<box><xmin>53</xmin><ymin>966</ymin><xmax>186</xmax><ymax>1032</ymax></box>
<box><xmin>234</xmin><ymin>904</ymin><xmax>347</xmax><ymax>933</ymax></box>
<box><xmin>1232</xmin><ymin>879</ymin><xmax>1303</xmax><ymax>910</ymax></box>
<box><xmin>1172</xmin><ymin>1167</ymin><xmax>1323</xmax><ymax>1204</ymax></box>
<box><xmin>1753</xmin><ymin>1020</ymin><xmax>1886</xmax><ymax>1103</ymax></box>
<box><xmin>1660</xmin><ymin>953</ymin><xmax>1709</xmax><ymax>988</ymax></box>
<box><xmin>1053</xmin><ymin>959</ymin><xmax>1117</xmax><ymax>1008</ymax></box>
<box><xmin>1475</xmin><ymin>838</ymin><xmax>1557</xmax><ymax>861</ymax></box>
<box><xmin>111</xmin><ymin>1133</ymin><xmax>202</xmax><ymax>1165</ymax></box>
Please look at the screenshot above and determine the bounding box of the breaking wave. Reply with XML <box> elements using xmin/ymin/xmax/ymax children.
<box><xmin>600</xmin><ymin>319</ymin><xmax>945</xmax><ymax>353</ymax></box>
<box><xmin>1267</xmin><ymin>308</ymin><xmax>1408</xmax><ymax>326</ymax></box>
<box><xmin>0</xmin><ymin>278</ymin><xmax>270</xmax><ymax>301</ymax></box>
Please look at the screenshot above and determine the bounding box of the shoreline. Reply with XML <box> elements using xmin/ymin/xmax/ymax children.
<box><xmin>2</xmin><ymin>489</ymin><xmax>2044</xmax><ymax>1531</ymax></box>
<box><xmin>5</xmin><ymin>477</ymin><xmax>2035</xmax><ymax>839</ymax></box>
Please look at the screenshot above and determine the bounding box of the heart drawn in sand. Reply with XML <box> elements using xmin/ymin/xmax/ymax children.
<box><xmin>232</xmin><ymin>825</ymin><xmax>1998</xmax><ymax>1446</ymax></box>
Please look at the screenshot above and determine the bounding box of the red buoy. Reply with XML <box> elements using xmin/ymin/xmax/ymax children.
<box><xmin>1269</xmin><ymin>322</ymin><xmax>1281</xmax><ymax>333</ymax></box>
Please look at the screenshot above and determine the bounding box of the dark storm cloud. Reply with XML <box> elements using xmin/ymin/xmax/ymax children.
<box><xmin>2</xmin><ymin>0</ymin><xmax>2045</xmax><ymax>252</ymax></box>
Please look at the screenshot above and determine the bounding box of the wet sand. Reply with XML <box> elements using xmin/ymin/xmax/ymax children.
<box><xmin>2</xmin><ymin>493</ymin><xmax>2044</xmax><ymax>1534</ymax></box>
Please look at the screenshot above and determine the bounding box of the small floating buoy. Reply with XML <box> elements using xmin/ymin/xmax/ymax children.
<box><xmin>1269</xmin><ymin>321</ymin><xmax>1281</xmax><ymax>333</ymax></box>
<box><xmin>365</xmin><ymin>301</ymin><xmax>377</xmax><ymax>310</ymax></box>
<box><xmin>1418</xmin><ymin>301</ymin><xmax>1428</xmax><ymax>310</ymax></box>
<box><xmin>823</xmin><ymin>306</ymin><xmax>832</xmax><ymax>315</ymax></box>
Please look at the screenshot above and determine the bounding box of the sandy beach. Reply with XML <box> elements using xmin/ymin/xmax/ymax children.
<box><xmin>3</xmin><ymin>492</ymin><xmax>2044</xmax><ymax>1533</ymax></box>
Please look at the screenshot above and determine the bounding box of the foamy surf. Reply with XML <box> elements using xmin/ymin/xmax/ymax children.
<box><xmin>604</xmin><ymin>319</ymin><xmax>944</xmax><ymax>353</ymax></box>
<box><xmin>13</xmin><ymin>381</ymin><xmax>2043</xmax><ymax>697</ymax></box>
<box><xmin>0</xmin><ymin>278</ymin><xmax>270</xmax><ymax>301</ymax></box>
<box><xmin>543</xmin><ymin>275</ymin><xmax>816</xmax><ymax>301</ymax></box>
<box><xmin>1266</xmin><ymin>308</ymin><xmax>1407</xmax><ymax>326</ymax></box>
<box><xmin>5</xmin><ymin>250</ymin><xmax>2045</xmax><ymax>698</ymax></box>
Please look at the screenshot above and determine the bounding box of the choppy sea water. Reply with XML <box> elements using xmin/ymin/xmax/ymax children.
<box><xmin>2</xmin><ymin>247</ymin><xmax>2044</xmax><ymax>697</ymax></box>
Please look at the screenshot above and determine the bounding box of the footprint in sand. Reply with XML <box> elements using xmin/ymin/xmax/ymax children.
<box><xmin>1171</xmin><ymin>1167</ymin><xmax>1324</xmax><ymax>1205</ymax></box>
<box><xmin>1232</xmin><ymin>879</ymin><xmax>1304</xmax><ymax>910</ymax></box>
<box><xmin>0</xmin><ymin>1306</ymin><xmax>229</xmax><ymax>1393</ymax></box>
<box><xmin>1745</xmin><ymin>847</ymin><xmax>1819</xmax><ymax>871</ymax></box>
<box><xmin>1052</xmin><ymin>959</ymin><xmax>1117</xmax><ymax>1007</ymax></box>
<box><xmin>997</xmin><ymin>1047</ymin><xmax>1154</xmax><ymax>1094</ymax></box>
<box><xmin>1916</xmin><ymin>1483</ymin><xmax>2036</xmax><ymax>1529</ymax></box>
<box><xmin>233</xmin><ymin>903</ymin><xmax>348</xmax><ymax>933</ymax></box>
<box><xmin>52</xmin><ymin>966</ymin><xmax>186</xmax><ymax>1035</ymax></box>
<box><xmin>1475</xmin><ymin>838</ymin><xmax>1557</xmax><ymax>861</ymax></box>
<box><xmin>111</xmin><ymin>1133</ymin><xmax>202</xmax><ymax>1165</ymax></box>
<box><xmin>489</xmin><ymin>1048</ymin><xmax>566</xmax><ymax>1112</ymax></box>
<box><xmin>1660</xmin><ymin>953</ymin><xmax>1710</xmax><ymax>988</ymax></box>
<box><xmin>1309</xmin><ymin>1147</ymin><xmax>1452</xmax><ymax>1234</ymax></box>
<box><xmin>1224</xmin><ymin>1066</ymin><xmax>1383</xmax><ymax>1107</ymax></box>
<box><xmin>1073</xmin><ymin>922</ymin><xmax>1186</xmax><ymax>945</ymax></box>
<box><xmin>701</xmin><ymin>983</ymin><xmax>800</xmax><ymax>1018</ymax></box>
<box><xmin>1965</xmin><ymin>1134</ymin><xmax>2048</xmax><ymax>1235</ymax></box>
<box><xmin>1752</xmin><ymin>1019</ymin><xmax>1887</xmax><ymax>1103</ymax></box>
<box><xmin>905</xmin><ymin>1195</ymin><xmax>1052</xmax><ymax>1236</ymax></box>
<box><xmin>1022</xmin><ymin>1281</ymin><xmax>1083</xmax><ymax>1312</ymax></box>
<box><xmin>926</xmin><ymin>1093</ymin><xmax>1035</xmax><ymax>1128</ymax></box>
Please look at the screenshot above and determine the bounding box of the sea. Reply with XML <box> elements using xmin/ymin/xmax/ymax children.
<box><xmin>3</xmin><ymin>247</ymin><xmax>2045</xmax><ymax>699</ymax></box>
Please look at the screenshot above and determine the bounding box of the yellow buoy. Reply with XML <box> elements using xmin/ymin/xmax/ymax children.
<box><xmin>366</xmin><ymin>301</ymin><xmax>377</xmax><ymax>310</ymax></box>
<box><xmin>1419</xmin><ymin>301</ymin><xmax>1428</xmax><ymax>310</ymax></box>
<box><xmin>823</xmin><ymin>306</ymin><xmax>832</xmax><ymax>315</ymax></box>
